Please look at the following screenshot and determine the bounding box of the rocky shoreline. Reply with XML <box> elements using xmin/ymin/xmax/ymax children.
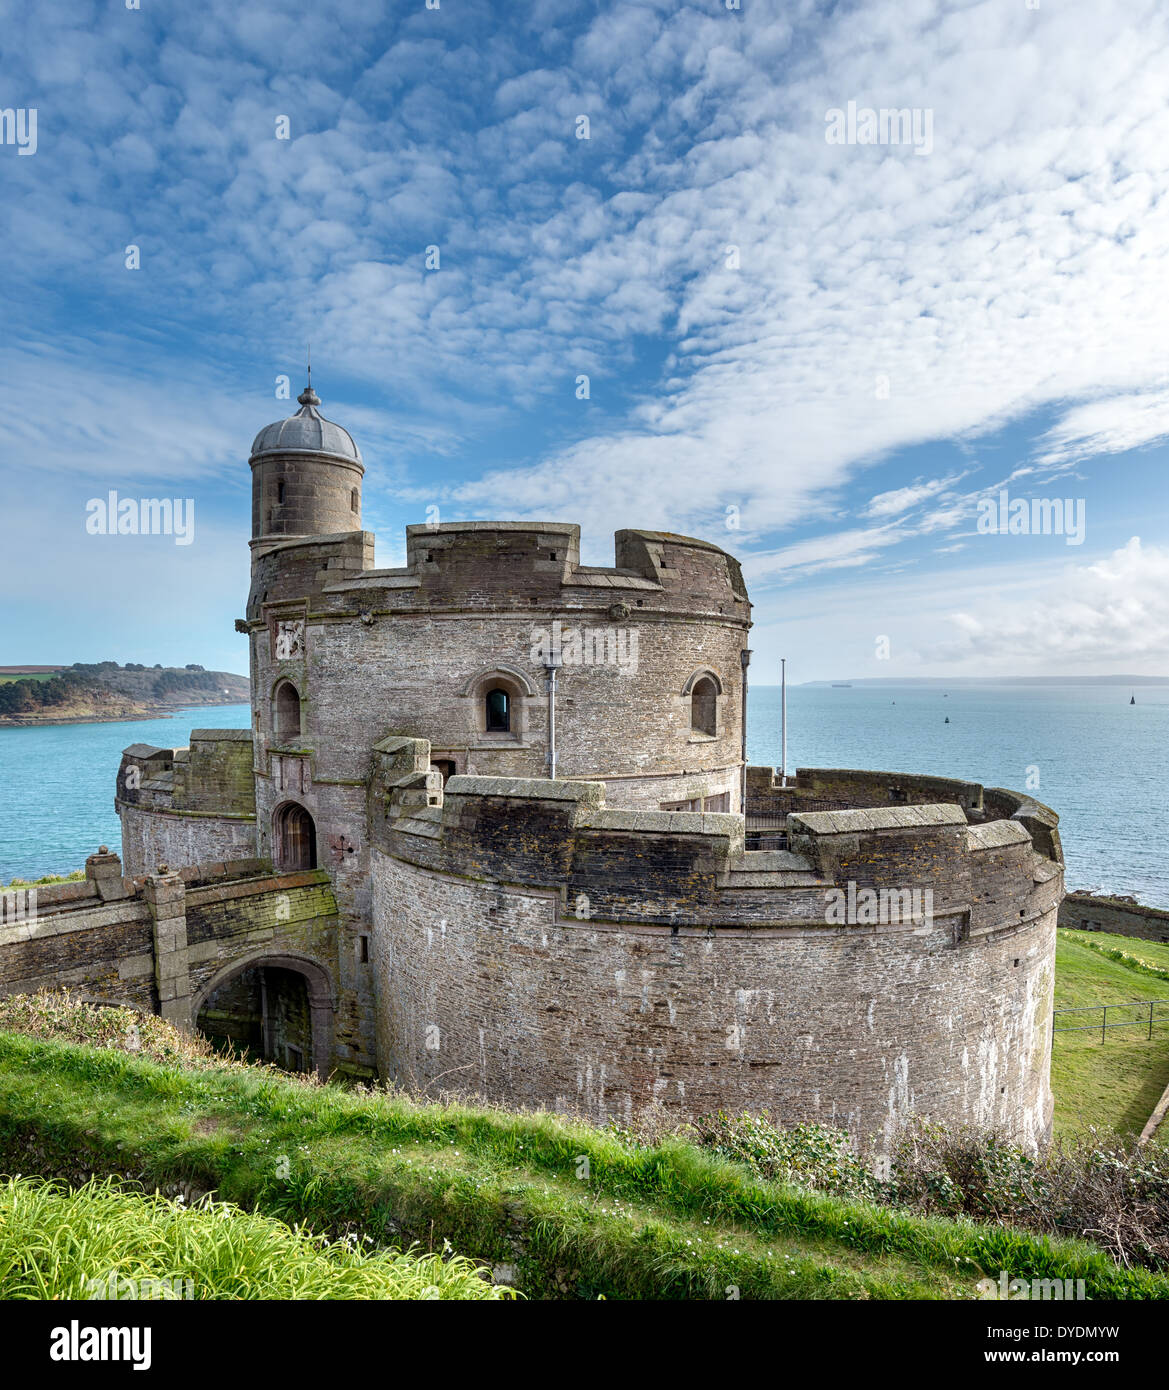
<box><xmin>0</xmin><ymin>697</ymin><xmax>247</xmax><ymax>729</ymax></box>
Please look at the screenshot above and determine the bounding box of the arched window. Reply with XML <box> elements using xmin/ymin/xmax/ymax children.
<box><xmin>273</xmin><ymin>680</ymin><xmax>301</xmax><ymax>739</ymax></box>
<box><xmin>350</xmin><ymin>487</ymin><xmax>359</xmax><ymax>513</ymax></box>
<box><xmin>277</xmin><ymin>478</ymin><xmax>285</xmax><ymax>505</ymax></box>
<box><xmin>691</xmin><ymin>676</ymin><xmax>718</xmax><ymax>736</ymax></box>
<box><xmin>485</xmin><ymin>687</ymin><xmax>510</xmax><ymax>733</ymax></box>
<box><xmin>461</xmin><ymin>666</ymin><xmax>533</xmax><ymax>742</ymax></box>
<box><xmin>273</xmin><ymin>802</ymin><xmax>316</xmax><ymax>872</ymax></box>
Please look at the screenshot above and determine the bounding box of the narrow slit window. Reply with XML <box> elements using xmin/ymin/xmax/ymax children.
<box><xmin>485</xmin><ymin>687</ymin><xmax>510</xmax><ymax>733</ymax></box>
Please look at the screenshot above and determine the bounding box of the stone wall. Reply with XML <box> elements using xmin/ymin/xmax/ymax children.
<box><xmin>369</xmin><ymin>766</ymin><xmax>1059</xmax><ymax>1153</ymax></box>
<box><xmin>250</xmin><ymin>450</ymin><xmax>364</xmax><ymax>540</ymax></box>
<box><xmin>0</xmin><ymin>852</ymin><xmax>360</xmax><ymax>1078</ymax></box>
<box><xmin>0</xmin><ymin>855</ymin><xmax>156</xmax><ymax>1012</ymax></box>
<box><xmin>119</xmin><ymin>805</ymin><xmax>257</xmax><ymax>879</ymax></box>
<box><xmin>747</xmin><ymin>765</ymin><xmax>985</xmax><ymax>813</ymax></box>
<box><xmin>116</xmin><ymin>733</ymin><xmax>257</xmax><ymax>877</ymax></box>
<box><xmin>746</xmin><ymin>767</ymin><xmax>1064</xmax><ymax>864</ymax></box>
<box><xmin>243</xmin><ymin>523</ymin><xmax>749</xmax><ymax>816</ymax></box>
<box><xmin>1059</xmin><ymin>892</ymin><xmax>1169</xmax><ymax>942</ymax></box>
<box><xmin>173</xmin><ymin>729</ymin><xmax>256</xmax><ymax>813</ymax></box>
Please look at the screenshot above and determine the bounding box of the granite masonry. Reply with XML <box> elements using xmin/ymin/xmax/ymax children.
<box><xmin>1</xmin><ymin>383</ymin><xmax>1067</xmax><ymax>1152</ymax></box>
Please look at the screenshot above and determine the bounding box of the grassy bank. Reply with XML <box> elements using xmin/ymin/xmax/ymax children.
<box><xmin>1052</xmin><ymin>931</ymin><xmax>1169</xmax><ymax>1141</ymax></box>
<box><xmin>0</xmin><ymin>1017</ymin><xmax>1164</xmax><ymax>1300</ymax></box>
<box><xmin>0</xmin><ymin>1175</ymin><xmax>512</xmax><ymax>1300</ymax></box>
<box><xmin>2</xmin><ymin>870</ymin><xmax>85</xmax><ymax>890</ymax></box>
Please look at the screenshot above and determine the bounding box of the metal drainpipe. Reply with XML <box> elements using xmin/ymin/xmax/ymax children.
<box><xmin>545</xmin><ymin>656</ymin><xmax>561</xmax><ymax>777</ymax></box>
<box><xmin>739</xmin><ymin>647</ymin><xmax>752</xmax><ymax>813</ymax></box>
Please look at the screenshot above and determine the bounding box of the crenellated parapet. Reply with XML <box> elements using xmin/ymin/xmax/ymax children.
<box><xmin>243</xmin><ymin>522</ymin><xmax>749</xmax><ymax>624</ymax></box>
<box><xmin>115</xmin><ymin>732</ymin><xmax>257</xmax><ymax>878</ymax></box>
<box><xmin>374</xmin><ymin>765</ymin><xmax>1055</xmax><ymax>934</ymax></box>
<box><xmin>746</xmin><ymin>765</ymin><xmax>1064</xmax><ymax>867</ymax></box>
<box><xmin>238</xmin><ymin>524</ymin><xmax>750</xmax><ymax>809</ymax></box>
<box><xmin>369</xmin><ymin>760</ymin><xmax>1060</xmax><ymax>1150</ymax></box>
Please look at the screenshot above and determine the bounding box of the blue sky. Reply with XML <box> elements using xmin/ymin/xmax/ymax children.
<box><xmin>3</xmin><ymin>0</ymin><xmax>1169</xmax><ymax>683</ymax></box>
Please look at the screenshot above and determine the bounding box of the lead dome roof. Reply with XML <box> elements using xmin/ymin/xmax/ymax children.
<box><xmin>249</xmin><ymin>383</ymin><xmax>362</xmax><ymax>464</ymax></box>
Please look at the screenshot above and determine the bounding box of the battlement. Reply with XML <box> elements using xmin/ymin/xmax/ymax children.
<box><xmin>115</xmin><ymin>733</ymin><xmax>259</xmax><ymax>879</ymax></box>
<box><xmin>371</xmin><ymin>748</ymin><xmax>1060</xmax><ymax>1144</ymax></box>
<box><xmin>246</xmin><ymin>521</ymin><xmax>750</xmax><ymax>621</ymax></box>
<box><xmin>745</xmin><ymin>765</ymin><xmax>1063</xmax><ymax>865</ymax></box>
<box><xmin>117</xmin><ymin>732</ymin><xmax>255</xmax><ymax>818</ymax></box>
<box><xmin>369</xmin><ymin>741</ymin><xmax>1055</xmax><ymax>936</ymax></box>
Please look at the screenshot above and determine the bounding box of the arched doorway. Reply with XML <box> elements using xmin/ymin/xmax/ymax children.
<box><xmin>193</xmin><ymin>953</ymin><xmax>333</xmax><ymax>1078</ymax></box>
<box><xmin>273</xmin><ymin>801</ymin><xmax>316</xmax><ymax>871</ymax></box>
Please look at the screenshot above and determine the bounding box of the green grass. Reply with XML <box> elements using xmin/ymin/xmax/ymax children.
<box><xmin>0</xmin><ymin>1175</ymin><xmax>512</xmax><ymax>1300</ymax></box>
<box><xmin>2</xmin><ymin>870</ymin><xmax>85</xmax><ymax>889</ymax></box>
<box><xmin>0</xmin><ymin>1028</ymin><xmax>1164</xmax><ymax>1300</ymax></box>
<box><xmin>0</xmin><ymin>672</ymin><xmax>58</xmax><ymax>684</ymax></box>
<box><xmin>1053</xmin><ymin>931</ymin><xmax>1169</xmax><ymax>1141</ymax></box>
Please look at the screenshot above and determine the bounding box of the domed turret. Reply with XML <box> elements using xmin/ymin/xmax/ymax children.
<box><xmin>250</xmin><ymin>378</ymin><xmax>364</xmax><ymax>541</ymax></box>
<box><xmin>250</xmin><ymin>384</ymin><xmax>362</xmax><ymax>466</ymax></box>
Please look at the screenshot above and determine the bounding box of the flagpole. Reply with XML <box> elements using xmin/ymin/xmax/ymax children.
<box><xmin>780</xmin><ymin>658</ymin><xmax>787</xmax><ymax>787</ymax></box>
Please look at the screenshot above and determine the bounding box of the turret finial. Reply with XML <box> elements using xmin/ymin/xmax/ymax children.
<box><xmin>297</xmin><ymin>345</ymin><xmax>320</xmax><ymax>407</ymax></box>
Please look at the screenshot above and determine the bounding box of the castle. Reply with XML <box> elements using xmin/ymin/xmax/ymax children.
<box><xmin>3</xmin><ymin>381</ymin><xmax>1065</xmax><ymax>1154</ymax></box>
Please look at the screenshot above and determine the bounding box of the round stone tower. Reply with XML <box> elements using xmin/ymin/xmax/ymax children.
<box><xmin>249</xmin><ymin>377</ymin><xmax>364</xmax><ymax>540</ymax></box>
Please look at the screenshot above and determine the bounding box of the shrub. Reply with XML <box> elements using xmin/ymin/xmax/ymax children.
<box><xmin>690</xmin><ymin>1110</ymin><xmax>1169</xmax><ymax>1272</ymax></box>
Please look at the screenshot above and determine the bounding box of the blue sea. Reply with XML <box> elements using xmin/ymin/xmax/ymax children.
<box><xmin>0</xmin><ymin>704</ymin><xmax>252</xmax><ymax>886</ymax></box>
<box><xmin>1</xmin><ymin>687</ymin><xmax>1166</xmax><ymax>905</ymax></box>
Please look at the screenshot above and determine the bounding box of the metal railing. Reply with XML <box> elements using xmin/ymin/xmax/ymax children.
<box><xmin>1052</xmin><ymin>998</ymin><xmax>1169</xmax><ymax>1042</ymax></box>
<box><xmin>744</xmin><ymin>797</ymin><xmax>855</xmax><ymax>820</ymax></box>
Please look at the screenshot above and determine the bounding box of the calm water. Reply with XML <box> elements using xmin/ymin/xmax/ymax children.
<box><xmin>0</xmin><ymin>705</ymin><xmax>251</xmax><ymax>884</ymax></box>
<box><xmin>748</xmin><ymin>684</ymin><xmax>1169</xmax><ymax>904</ymax></box>
<box><xmin>1</xmin><ymin>688</ymin><xmax>1165</xmax><ymax>904</ymax></box>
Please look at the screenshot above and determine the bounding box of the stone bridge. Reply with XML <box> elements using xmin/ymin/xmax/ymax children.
<box><xmin>0</xmin><ymin>849</ymin><xmax>348</xmax><ymax>1078</ymax></box>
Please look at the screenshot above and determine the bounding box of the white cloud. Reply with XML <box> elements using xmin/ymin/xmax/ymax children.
<box><xmin>938</xmin><ymin>538</ymin><xmax>1169</xmax><ymax>670</ymax></box>
<box><xmin>4</xmin><ymin>0</ymin><xmax>1169</xmax><ymax>675</ymax></box>
<box><xmin>864</xmin><ymin>474</ymin><xmax>967</xmax><ymax>519</ymax></box>
<box><xmin>1035</xmin><ymin>389</ymin><xmax>1169</xmax><ymax>468</ymax></box>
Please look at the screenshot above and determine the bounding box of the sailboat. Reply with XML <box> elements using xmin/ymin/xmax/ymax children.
<box><xmin>1130</xmin><ymin>692</ymin><xmax>1136</xmax><ymax>705</ymax></box>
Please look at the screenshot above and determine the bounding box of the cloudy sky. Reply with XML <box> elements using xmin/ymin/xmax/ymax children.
<box><xmin>2</xmin><ymin>0</ymin><xmax>1168</xmax><ymax>682</ymax></box>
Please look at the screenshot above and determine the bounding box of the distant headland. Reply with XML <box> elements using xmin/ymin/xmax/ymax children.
<box><xmin>801</xmin><ymin>675</ymin><xmax>1169</xmax><ymax>687</ymax></box>
<box><xmin>0</xmin><ymin>662</ymin><xmax>248</xmax><ymax>726</ymax></box>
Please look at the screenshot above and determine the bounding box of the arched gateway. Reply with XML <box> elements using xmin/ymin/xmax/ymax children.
<box><xmin>193</xmin><ymin>952</ymin><xmax>334</xmax><ymax>1080</ymax></box>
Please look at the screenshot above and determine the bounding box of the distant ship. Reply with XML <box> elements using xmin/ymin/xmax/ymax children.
<box><xmin>1130</xmin><ymin>693</ymin><xmax>1136</xmax><ymax>705</ymax></box>
<box><xmin>944</xmin><ymin>716</ymin><xmax>950</xmax><ymax>724</ymax></box>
